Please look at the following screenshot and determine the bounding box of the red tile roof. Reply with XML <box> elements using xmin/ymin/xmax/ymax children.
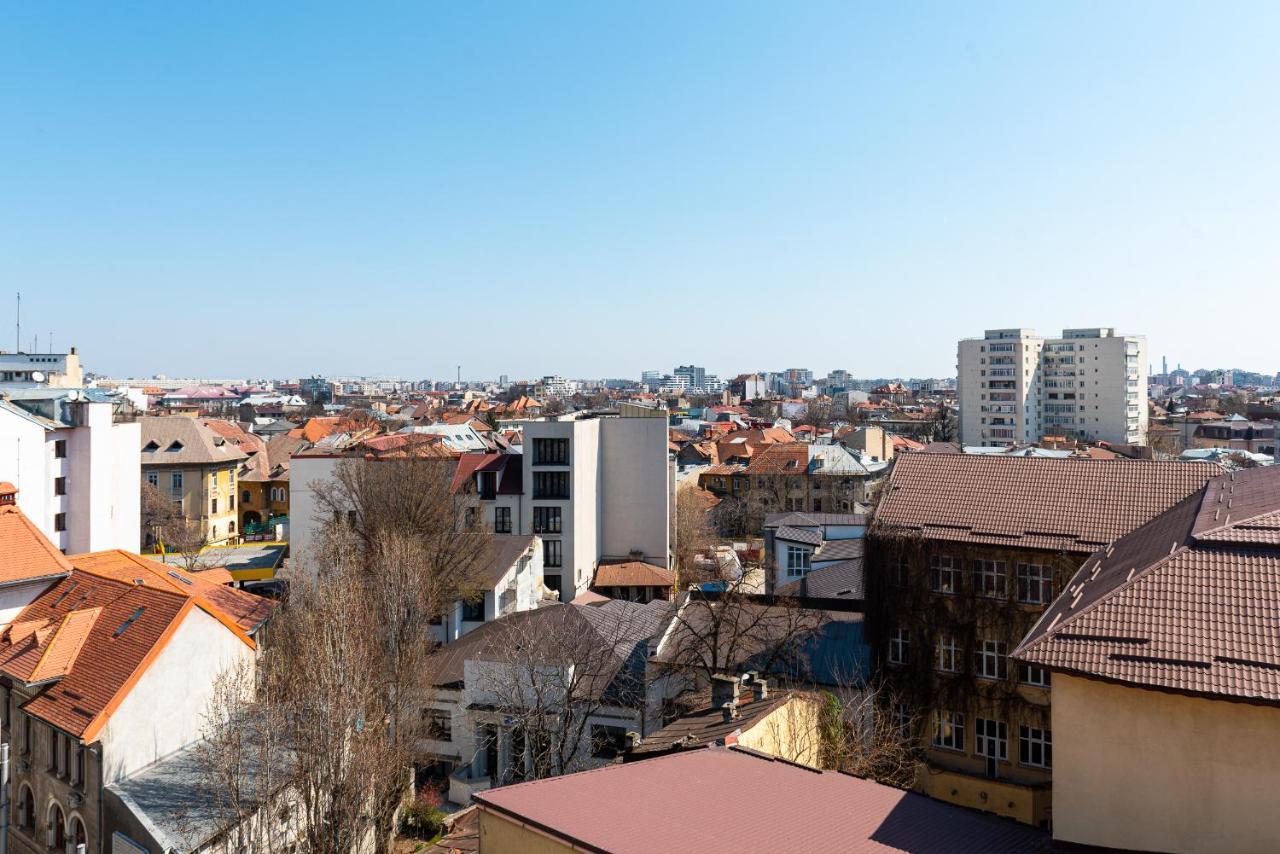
<box><xmin>1015</xmin><ymin>466</ymin><xmax>1280</xmax><ymax>703</ymax></box>
<box><xmin>744</xmin><ymin>443</ymin><xmax>809</xmax><ymax>475</ymax></box>
<box><xmin>474</xmin><ymin>746</ymin><xmax>1048</xmax><ymax>853</ymax></box>
<box><xmin>875</xmin><ymin>454</ymin><xmax>1219</xmax><ymax>554</ymax></box>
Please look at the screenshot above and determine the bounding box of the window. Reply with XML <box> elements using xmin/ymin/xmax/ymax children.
<box><xmin>785</xmin><ymin>545</ymin><xmax>810</xmax><ymax>577</ymax></box>
<box><xmin>932</xmin><ymin>710</ymin><xmax>965</xmax><ymax>751</ymax></box>
<box><xmin>544</xmin><ymin>539</ymin><xmax>562</xmax><ymax>567</ymax></box>
<box><xmin>891</xmin><ymin>703</ymin><xmax>911</xmax><ymax>735</ymax></box>
<box><xmin>890</xmin><ymin>555</ymin><xmax>909</xmax><ymax>587</ymax></box>
<box><xmin>975</xmin><ymin>718</ymin><xmax>1007</xmax><ymax>761</ymax></box>
<box><xmin>1016</xmin><ymin>563</ymin><xmax>1054</xmax><ymax>605</ymax></box>
<box><xmin>934</xmin><ymin>636</ymin><xmax>960</xmax><ymax>673</ymax></box>
<box><xmin>171</xmin><ymin>471</ymin><xmax>183</xmax><ymax>492</ymax></box>
<box><xmin>210</xmin><ymin>471</ymin><xmax>217</xmax><ymax>490</ymax></box>
<box><xmin>1019</xmin><ymin>663</ymin><xmax>1051</xmax><ymax>687</ymax></box>
<box><xmin>229</xmin><ymin>521</ymin><xmax>236</xmax><ymax>534</ymax></box>
<box><xmin>54</xmin><ymin>477</ymin><xmax>67</xmax><ymax>496</ymax></box>
<box><xmin>48</xmin><ymin>726</ymin><xmax>57</xmax><ymax>771</ymax></box>
<box><xmin>973</xmin><ymin>560</ymin><xmax>1007</xmax><ymax>599</ymax></box>
<box><xmin>423</xmin><ymin>709</ymin><xmax>452</xmax><ymax>741</ymax></box>
<box><xmin>54</xmin><ymin>440</ymin><xmax>67</xmax><ymax>458</ymax></box>
<box><xmin>243</xmin><ymin>489</ymin><xmax>251</xmax><ymax>503</ymax></box>
<box><xmin>211</xmin><ymin>497</ymin><xmax>218</xmax><ymax>514</ymax></box>
<box><xmin>16</xmin><ymin>784</ymin><xmax>33</xmax><ymax>831</ymax></box>
<box><xmin>889</xmin><ymin>627</ymin><xmax>910</xmax><ymax>665</ymax></box>
<box><xmin>930</xmin><ymin>555</ymin><xmax>961</xmax><ymax>594</ymax></box>
<box><xmin>532</xmin><ymin>471</ymin><xmax>570</xmax><ymax>499</ymax></box>
<box><xmin>461</xmin><ymin>599</ymin><xmax>485</xmax><ymax>622</ymax></box>
<box><xmin>532</xmin><ymin>437</ymin><xmax>569</xmax><ymax>465</ymax></box>
<box><xmin>147</xmin><ymin>471</ymin><xmax>159</xmax><ymax>488</ymax></box>
<box><xmin>1019</xmin><ymin>725</ymin><xmax>1052</xmax><ymax>768</ymax></box>
<box><xmin>533</xmin><ymin>506</ymin><xmax>562</xmax><ymax>534</ymax></box>
<box><xmin>20</xmin><ymin>712</ymin><xmax>31</xmax><ymax>755</ymax></box>
<box><xmin>54</xmin><ymin>513</ymin><xmax>67</xmax><ymax>532</ymax></box>
<box><xmin>590</xmin><ymin>724</ymin><xmax>628</xmax><ymax>758</ymax></box>
<box><xmin>493</xmin><ymin>507</ymin><xmax>511</xmax><ymax>534</ymax></box>
<box><xmin>544</xmin><ymin>573</ymin><xmax>562</xmax><ymax>595</ymax></box>
<box><xmin>975</xmin><ymin>639</ymin><xmax>1008</xmax><ymax>680</ymax></box>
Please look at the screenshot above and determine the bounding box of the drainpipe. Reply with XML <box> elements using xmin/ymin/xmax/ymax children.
<box><xmin>1</xmin><ymin>742</ymin><xmax>9</xmax><ymax>854</ymax></box>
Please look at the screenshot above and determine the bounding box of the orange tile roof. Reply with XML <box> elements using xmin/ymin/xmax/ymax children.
<box><xmin>71</xmin><ymin>550</ymin><xmax>274</xmax><ymax>638</ymax></box>
<box><xmin>29</xmin><ymin>607</ymin><xmax>102</xmax><ymax>684</ymax></box>
<box><xmin>593</xmin><ymin>561</ymin><xmax>675</xmax><ymax>588</ymax></box>
<box><xmin>0</xmin><ymin>502</ymin><xmax>73</xmax><ymax>587</ymax></box>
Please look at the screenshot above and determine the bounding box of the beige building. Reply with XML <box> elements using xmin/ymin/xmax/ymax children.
<box><xmin>1014</xmin><ymin>464</ymin><xmax>1280</xmax><ymax>852</ymax></box>
<box><xmin>958</xmin><ymin>327</ymin><xmax>1146</xmax><ymax>447</ymax></box>
<box><xmin>140</xmin><ymin>416</ymin><xmax>247</xmax><ymax>546</ymax></box>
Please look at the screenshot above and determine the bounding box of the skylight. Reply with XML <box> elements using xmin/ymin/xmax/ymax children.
<box><xmin>114</xmin><ymin>607</ymin><xmax>146</xmax><ymax>637</ymax></box>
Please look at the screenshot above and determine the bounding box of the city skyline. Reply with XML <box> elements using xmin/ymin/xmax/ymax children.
<box><xmin>6</xmin><ymin>3</ymin><xmax>1280</xmax><ymax>378</ymax></box>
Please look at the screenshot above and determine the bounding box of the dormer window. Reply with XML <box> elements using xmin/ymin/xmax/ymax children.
<box><xmin>166</xmin><ymin>441</ymin><xmax>184</xmax><ymax>452</ymax></box>
<box><xmin>143</xmin><ymin>441</ymin><xmax>160</xmax><ymax>452</ymax></box>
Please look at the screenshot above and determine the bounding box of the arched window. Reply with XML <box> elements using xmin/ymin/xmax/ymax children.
<box><xmin>16</xmin><ymin>784</ymin><xmax>33</xmax><ymax>831</ymax></box>
<box><xmin>47</xmin><ymin>802</ymin><xmax>66</xmax><ymax>849</ymax></box>
<box><xmin>230</xmin><ymin>521</ymin><xmax>236</xmax><ymax>534</ymax></box>
<box><xmin>70</xmin><ymin>815</ymin><xmax>87</xmax><ymax>850</ymax></box>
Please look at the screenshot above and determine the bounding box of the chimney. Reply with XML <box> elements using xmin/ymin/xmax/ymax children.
<box><xmin>711</xmin><ymin>673</ymin><xmax>740</xmax><ymax>721</ymax></box>
<box><xmin>751</xmin><ymin>676</ymin><xmax>768</xmax><ymax>703</ymax></box>
<box><xmin>0</xmin><ymin>483</ymin><xmax>16</xmax><ymax>506</ymax></box>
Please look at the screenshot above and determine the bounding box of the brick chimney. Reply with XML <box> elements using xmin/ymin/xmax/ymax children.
<box><xmin>0</xmin><ymin>483</ymin><xmax>17</xmax><ymax>506</ymax></box>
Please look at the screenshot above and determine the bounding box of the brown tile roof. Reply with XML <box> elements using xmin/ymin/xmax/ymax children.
<box><xmin>474</xmin><ymin>746</ymin><xmax>1049</xmax><ymax>853</ymax></box>
<box><xmin>593</xmin><ymin>561</ymin><xmax>675</xmax><ymax>588</ymax></box>
<box><xmin>474</xmin><ymin>535</ymin><xmax>537</xmax><ymax>587</ymax></box>
<box><xmin>1015</xmin><ymin>466</ymin><xmax>1280</xmax><ymax>703</ymax></box>
<box><xmin>744</xmin><ymin>443</ymin><xmax>809</xmax><ymax>475</ymax></box>
<box><xmin>701</xmin><ymin>463</ymin><xmax>745</xmax><ymax>476</ymax></box>
<box><xmin>448</xmin><ymin>452</ymin><xmax>522</xmax><ymax>495</ymax></box>
<box><xmin>628</xmin><ymin>692</ymin><xmax>792</xmax><ymax>757</ymax></box>
<box><xmin>140</xmin><ymin>417</ymin><xmax>249</xmax><ymax>467</ymax></box>
<box><xmin>875</xmin><ymin>454</ymin><xmax>1219</xmax><ymax>554</ymax></box>
<box><xmin>0</xmin><ymin>499</ymin><xmax>72</xmax><ymax>587</ymax></box>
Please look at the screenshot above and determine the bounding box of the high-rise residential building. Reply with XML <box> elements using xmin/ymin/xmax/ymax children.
<box><xmin>673</xmin><ymin>365</ymin><xmax>706</xmax><ymax>391</ymax></box>
<box><xmin>957</xmin><ymin>328</ymin><xmax>1147</xmax><ymax>447</ymax></box>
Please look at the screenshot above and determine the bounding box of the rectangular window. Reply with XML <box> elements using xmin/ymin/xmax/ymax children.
<box><xmin>889</xmin><ymin>627</ymin><xmax>910</xmax><ymax>665</ymax></box>
<box><xmin>532</xmin><ymin>437</ymin><xmax>570</xmax><ymax>465</ymax></box>
<box><xmin>1019</xmin><ymin>663</ymin><xmax>1051</xmax><ymax>687</ymax></box>
<box><xmin>54</xmin><ymin>477</ymin><xmax>67</xmax><ymax>497</ymax></box>
<box><xmin>494</xmin><ymin>507</ymin><xmax>511</xmax><ymax>534</ymax></box>
<box><xmin>544</xmin><ymin>539</ymin><xmax>562</xmax><ymax>568</ymax></box>
<box><xmin>975</xmin><ymin>718</ymin><xmax>1008</xmax><ymax>761</ymax></box>
<box><xmin>172</xmin><ymin>471</ymin><xmax>184</xmax><ymax>492</ymax></box>
<box><xmin>532</xmin><ymin>471</ymin><xmax>570</xmax><ymax>499</ymax></box>
<box><xmin>20</xmin><ymin>712</ymin><xmax>31</xmax><ymax>755</ymax></box>
<box><xmin>54</xmin><ymin>513</ymin><xmax>67</xmax><ymax>533</ymax></box>
<box><xmin>930</xmin><ymin>555</ymin><xmax>962</xmax><ymax>594</ymax></box>
<box><xmin>48</xmin><ymin>726</ymin><xmax>57</xmax><ymax>771</ymax></box>
<box><xmin>934</xmin><ymin>636</ymin><xmax>960</xmax><ymax>673</ymax></box>
<box><xmin>54</xmin><ymin>440</ymin><xmax>67</xmax><ymax>459</ymax></box>
<box><xmin>424</xmin><ymin>709</ymin><xmax>452</xmax><ymax>741</ymax></box>
<box><xmin>932</xmin><ymin>710</ymin><xmax>965</xmax><ymax>751</ymax></box>
<box><xmin>533</xmin><ymin>506</ymin><xmax>562</xmax><ymax>534</ymax></box>
<box><xmin>210</xmin><ymin>471</ymin><xmax>217</xmax><ymax>490</ymax></box>
<box><xmin>147</xmin><ymin>471</ymin><xmax>159</xmax><ymax>488</ymax></box>
<box><xmin>975</xmin><ymin>639</ymin><xmax>1008</xmax><ymax>680</ymax></box>
<box><xmin>211</xmin><ymin>497</ymin><xmax>218</xmax><ymax>514</ymax></box>
<box><xmin>461</xmin><ymin>599</ymin><xmax>485</xmax><ymax>622</ymax></box>
<box><xmin>973</xmin><ymin>560</ymin><xmax>1007</xmax><ymax>599</ymax></box>
<box><xmin>1019</xmin><ymin>725</ymin><xmax>1052</xmax><ymax>768</ymax></box>
<box><xmin>73</xmin><ymin>744</ymin><xmax>84</xmax><ymax>788</ymax></box>
<box><xmin>1016</xmin><ymin>563</ymin><xmax>1054</xmax><ymax>605</ymax></box>
<box><xmin>890</xmin><ymin>555</ymin><xmax>909</xmax><ymax>587</ymax></box>
<box><xmin>785</xmin><ymin>545</ymin><xmax>811</xmax><ymax>577</ymax></box>
<box><xmin>891</xmin><ymin>703</ymin><xmax>911</xmax><ymax>735</ymax></box>
<box><xmin>590</xmin><ymin>724</ymin><xmax>628</xmax><ymax>758</ymax></box>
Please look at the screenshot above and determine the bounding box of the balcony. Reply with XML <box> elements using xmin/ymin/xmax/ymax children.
<box><xmin>448</xmin><ymin>765</ymin><xmax>493</xmax><ymax>805</ymax></box>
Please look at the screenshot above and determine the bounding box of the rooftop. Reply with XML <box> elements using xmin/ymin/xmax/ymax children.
<box><xmin>474</xmin><ymin>746</ymin><xmax>1049</xmax><ymax>853</ymax></box>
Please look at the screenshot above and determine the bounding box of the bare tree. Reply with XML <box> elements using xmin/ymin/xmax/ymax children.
<box><xmin>672</xmin><ymin>487</ymin><xmax>717</xmax><ymax>587</ymax></box>
<box><xmin>463</xmin><ymin>602</ymin><xmax>659</xmax><ymax>782</ymax></box>
<box><xmin>142</xmin><ymin>481</ymin><xmax>216</xmax><ymax>572</ymax></box>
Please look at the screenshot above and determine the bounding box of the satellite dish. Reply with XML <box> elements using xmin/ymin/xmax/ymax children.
<box><xmin>30</xmin><ymin>371</ymin><xmax>45</xmax><ymax>383</ymax></box>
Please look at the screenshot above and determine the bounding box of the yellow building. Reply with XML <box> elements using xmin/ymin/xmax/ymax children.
<box><xmin>1014</xmin><ymin>465</ymin><xmax>1280</xmax><ymax>853</ymax></box>
<box><xmin>140</xmin><ymin>416</ymin><xmax>246</xmax><ymax>546</ymax></box>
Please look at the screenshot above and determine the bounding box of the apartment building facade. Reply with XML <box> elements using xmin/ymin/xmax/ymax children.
<box><xmin>0</xmin><ymin>389</ymin><xmax>140</xmax><ymax>554</ymax></box>
<box><xmin>958</xmin><ymin>328</ymin><xmax>1146</xmax><ymax>447</ymax></box>
<box><xmin>868</xmin><ymin>453</ymin><xmax>1216</xmax><ymax>827</ymax></box>
<box><xmin>140</xmin><ymin>417</ymin><xmax>247</xmax><ymax>547</ymax></box>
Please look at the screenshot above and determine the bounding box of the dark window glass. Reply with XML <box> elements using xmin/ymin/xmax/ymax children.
<box><xmin>493</xmin><ymin>506</ymin><xmax>511</xmax><ymax>533</ymax></box>
<box><xmin>533</xmin><ymin>438</ymin><xmax>569</xmax><ymax>465</ymax></box>
<box><xmin>533</xmin><ymin>471</ymin><xmax>570</xmax><ymax>499</ymax></box>
<box><xmin>544</xmin><ymin>539</ymin><xmax>562</xmax><ymax>567</ymax></box>
<box><xmin>533</xmin><ymin>506</ymin><xmax>562</xmax><ymax>534</ymax></box>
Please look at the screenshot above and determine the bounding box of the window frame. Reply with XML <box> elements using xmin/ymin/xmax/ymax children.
<box><xmin>974</xmin><ymin>639</ymin><xmax>1009</xmax><ymax>681</ymax></box>
<box><xmin>888</xmin><ymin>627</ymin><xmax>910</xmax><ymax>665</ymax></box>
<box><xmin>932</xmin><ymin>710</ymin><xmax>965</xmax><ymax>751</ymax></box>
<box><xmin>785</xmin><ymin>545</ymin><xmax>811</xmax><ymax>577</ymax></box>
<box><xmin>934</xmin><ymin>635</ymin><xmax>961</xmax><ymax>673</ymax></box>
<box><xmin>1019</xmin><ymin>725</ymin><xmax>1052</xmax><ymax>768</ymax></box>
<box><xmin>930</xmin><ymin>554</ymin><xmax>962</xmax><ymax>594</ymax></box>
<box><xmin>975</xmin><ymin>717</ymin><xmax>1008</xmax><ymax>761</ymax></box>
<box><xmin>1016</xmin><ymin>563</ymin><xmax>1054</xmax><ymax>605</ymax></box>
<box><xmin>973</xmin><ymin>559</ymin><xmax>1008</xmax><ymax>599</ymax></box>
<box><xmin>533</xmin><ymin>506</ymin><xmax>562</xmax><ymax>534</ymax></box>
<box><xmin>543</xmin><ymin>539</ymin><xmax>563</xmax><ymax>568</ymax></box>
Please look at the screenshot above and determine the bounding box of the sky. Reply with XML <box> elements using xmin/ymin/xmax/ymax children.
<box><xmin>3</xmin><ymin>2</ymin><xmax>1279</xmax><ymax>381</ymax></box>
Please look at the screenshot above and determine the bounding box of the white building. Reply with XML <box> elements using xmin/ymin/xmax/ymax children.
<box><xmin>432</xmin><ymin>534</ymin><xmax>550</xmax><ymax>644</ymax></box>
<box><xmin>0</xmin><ymin>349</ymin><xmax>84</xmax><ymax>388</ymax></box>
<box><xmin>0</xmin><ymin>388</ymin><xmax>140</xmax><ymax>553</ymax></box>
<box><xmin>957</xmin><ymin>327</ymin><xmax>1146</xmax><ymax>447</ymax></box>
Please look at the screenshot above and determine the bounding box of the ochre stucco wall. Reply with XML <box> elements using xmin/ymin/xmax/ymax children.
<box><xmin>1053</xmin><ymin>673</ymin><xmax>1280</xmax><ymax>854</ymax></box>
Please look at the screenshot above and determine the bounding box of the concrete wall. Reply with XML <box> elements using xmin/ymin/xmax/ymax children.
<box><xmin>287</xmin><ymin>454</ymin><xmax>340</xmax><ymax>576</ymax></box>
<box><xmin>1052</xmin><ymin>673</ymin><xmax>1280</xmax><ymax>854</ymax></box>
<box><xmin>599</xmin><ymin>417</ymin><xmax>669</xmax><ymax>567</ymax></box>
<box><xmin>98</xmin><ymin>607</ymin><xmax>254</xmax><ymax>783</ymax></box>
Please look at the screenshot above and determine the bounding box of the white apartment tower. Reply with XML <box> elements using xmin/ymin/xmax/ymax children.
<box><xmin>958</xmin><ymin>328</ymin><xmax>1147</xmax><ymax>447</ymax></box>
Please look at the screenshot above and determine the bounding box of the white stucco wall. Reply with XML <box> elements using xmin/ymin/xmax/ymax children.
<box><xmin>287</xmin><ymin>455</ymin><xmax>340</xmax><ymax>577</ymax></box>
<box><xmin>98</xmin><ymin>607</ymin><xmax>254</xmax><ymax>783</ymax></box>
<box><xmin>599</xmin><ymin>417</ymin><xmax>669</xmax><ymax>567</ymax></box>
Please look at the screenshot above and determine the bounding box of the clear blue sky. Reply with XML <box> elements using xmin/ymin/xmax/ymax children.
<box><xmin>4</xmin><ymin>2</ymin><xmax>1278</xmax><ymax>381</ymax></box>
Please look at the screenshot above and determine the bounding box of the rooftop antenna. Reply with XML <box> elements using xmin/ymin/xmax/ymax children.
<box><xmin>14</xmin><ymin>291</ymin><xmax>19</xmax><ymax>353</ymax></box>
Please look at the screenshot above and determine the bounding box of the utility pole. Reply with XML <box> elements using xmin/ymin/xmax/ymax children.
<box><xmin>15</xmin><ymin>292</ymin><xmax>20</xmax><ymax>354</ymax></box>
<box><xmin>1</xmin><ymin>742</ymin><xmax>10</xmax><ymax>854</ymax></box>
